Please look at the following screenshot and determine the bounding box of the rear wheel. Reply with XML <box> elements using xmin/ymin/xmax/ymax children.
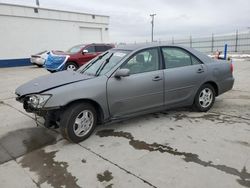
<box><xmin>60</xmin><ymin>103</ymin><xmax>97</xmax><ymax>143</ymax></box>
<box><xmin>64</xmin><ymin>62</ymin><xmax>78</xmax><ymax>71</ymax></box>
<box><xmin>193</xmin><ymin>84</ymin><xmax>215</xmax><ymax>112</ymax></box>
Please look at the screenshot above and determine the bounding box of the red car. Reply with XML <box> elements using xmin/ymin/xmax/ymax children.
<box><xmin>45</xmin><ymin>43</ymin><xmax>114</xmax><ymax>72</ymax></box>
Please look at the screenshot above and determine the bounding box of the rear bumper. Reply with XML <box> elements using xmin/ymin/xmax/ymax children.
<box><xmin>218</xmin><ymin>77</ymin><xmax>234</xmax><ymax>95</ymax></box>
<box><xmin>30</xmin><ymin>57</ymin><xmax>45</xmax><ymax>65</ymax></box>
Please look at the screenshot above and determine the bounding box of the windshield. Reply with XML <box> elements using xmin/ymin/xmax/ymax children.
<box><xmin>67</xmin><ymin>44</ymin><xmax>85</xmax><ymax>53</ymax></box>
<box><xmin>77</xmin><ymin>50</ymin><xmax>130</xmax><ymax>76</ymax></box>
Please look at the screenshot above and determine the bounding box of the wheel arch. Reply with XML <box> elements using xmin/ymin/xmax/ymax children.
<box><xmin>65</xmin><ymin>61</ymin><xmax>79</xmax><ymax>68</ymax></box>
<box><xmin>193</xmin><ymin>81</ymin><xmax>219</xmax><ymax>105</ymax></box>
<box><xmin>62</xmin><ymin>98</ymin><xmax>105</xmax><ymax>124</ymax></box>
<box><xmin>202</xmin><ymin>81</ymin><xmax>219</xmax><ymax>96</ymax></box>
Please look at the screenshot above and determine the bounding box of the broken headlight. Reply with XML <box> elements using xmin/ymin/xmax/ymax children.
<box><xmin>28</xmin><ymin>94</ymin><xmax>51</xmax><ymax>108</ymax></box>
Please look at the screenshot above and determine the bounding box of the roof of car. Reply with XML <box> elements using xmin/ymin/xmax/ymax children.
<box><xmin>115</xmin><ymin>43</ymin><xmax>213</xmax><ymax>63</ymax></box>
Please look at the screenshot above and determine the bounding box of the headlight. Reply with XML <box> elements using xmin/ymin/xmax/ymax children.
<box><xmin>28</xmin><ymin>94</ymin><xmax>51</xmax><ymax>108</ymax></box>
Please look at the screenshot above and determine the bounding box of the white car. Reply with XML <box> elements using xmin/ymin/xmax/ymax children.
<box><xmin>30</xmin><ymin>50</ymin><xmax>48</xmax><ymax>67</ymax></box>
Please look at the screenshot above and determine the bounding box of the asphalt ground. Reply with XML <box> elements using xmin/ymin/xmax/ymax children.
<box><xmin>0</xmin><ymin>61</ymin><xmax>249</xmax><ymax>188</ymax></box>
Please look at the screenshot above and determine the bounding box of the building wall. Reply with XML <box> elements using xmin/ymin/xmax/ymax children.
<box><xmin>0</xmin><ymin>3</ymin><xmax>110</xmax><ymax>62</ymax></box>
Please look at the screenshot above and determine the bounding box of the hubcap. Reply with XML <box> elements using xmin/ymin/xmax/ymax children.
<box><xmin>199</xmin><ymin>88</ymin><xmax>213</xmax><ymax>108</ymax></box>
<box><xmin>67</xmin><ymin>64</ymin><xmax>76</xmax><ymax>70</ymax></box>
<box><xmin>73</xmin><ymin>110</ymin><xmax>94</xmax><ymax>137</ymax></box>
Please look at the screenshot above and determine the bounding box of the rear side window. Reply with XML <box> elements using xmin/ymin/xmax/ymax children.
<box><xmin>105</xmin><ymin>45</ymin><xmax>113</xmax><ymax>50</ymax></box>
<box><xmin>95</xmin><ymin>45</ymin><xmax>113</xmax><ymax>52</ymax></box>
<box><xmin>191</xmin><ymin>56</ymin><xmax>202</xmax><ymax>65</ymax></box>
<box><xmin>162</xmin><ymin>48</ymin><xmax>192</xmax><ymax>69</ymax></box>
<box><xmin>95</xmin><ymin>45</ymin><xmax>107</xmax><ymax>52</ymax></box>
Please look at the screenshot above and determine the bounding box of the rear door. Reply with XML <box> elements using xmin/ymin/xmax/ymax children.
<box><xmin>107</xmin><ymin>48</ymin><xmax>164</xmax><ymax>118</ymax></box>
<box><xmin>161</xmin><ymin>47</ymin><xmax>207</xmax><ymax>107</ymax></box>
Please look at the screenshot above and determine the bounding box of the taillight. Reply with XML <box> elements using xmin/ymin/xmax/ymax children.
<box><xmin>230</xmin><ymin>62</ymin><xmax>233</xmax><ymax>73</ymax></box>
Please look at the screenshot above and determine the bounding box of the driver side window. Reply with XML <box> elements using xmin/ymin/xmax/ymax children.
<box><xmin>122</xmin><ymin>48</ymin><xmax>159</xmax><ymax>74</ymax></box>
<box><xmin>85</xmin><ymin>45</ymin><xmax>95</xmax><ymax>53</ymax></box>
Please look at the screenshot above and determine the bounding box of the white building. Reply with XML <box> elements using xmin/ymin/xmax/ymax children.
<box><xmin>0</xmin><ymin>3</ymin><xmax>110</xmax><ymax>66</ymax></box>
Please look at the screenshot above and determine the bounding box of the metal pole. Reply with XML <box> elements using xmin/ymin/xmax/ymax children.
<box><xmin>190</xmin><ymin>35</ymin><xmax>192</xmax><ymax>48</ymax></box>
<box><xmin>211</xmin><ymin>33</ymin><xmax>214</xmax><ymax>53</ymax></box>
<box><xmin>36</xmin><ymin>0</ymin><xmax>40</xmax><ymax>6</ymax></box>
<box><xmin>235</xmin><ymin>29</ymin><xmax>238</xmax><ymax>52</ymax></box>
<box><xmin>150</xmin><ymin>14</ymin><xmax>156</xmax><ymax>42</ymax></box>
<box><xmin>224</xmin><ymin>44</ymin><xmax>228</xmax><ymax>60</ymax></box>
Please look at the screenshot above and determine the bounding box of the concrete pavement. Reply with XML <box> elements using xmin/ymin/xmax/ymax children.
<box><xmin>0</xmin><ymin>62</ymin><xmax>249</xmax><ymax>188</ymax></box>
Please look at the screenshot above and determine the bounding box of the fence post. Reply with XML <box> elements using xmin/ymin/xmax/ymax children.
<box><xmin>190</xmin><ymin>35</ymin><xmax>192</xmax><ymax>48</ymax></box>
<box><xmin>224</xmin><ymin>44</ymin><xmax>228</xmax><ymax>60</ymax></box>
<box><xmin>211</xmin><ymin>33</ymin><xmax>214</xmax><ymax>53</ymax></box>
<box><xmin>235</xmin><ymin>29</ymin><xmax>238</xmax><ymax>52</ymax></box>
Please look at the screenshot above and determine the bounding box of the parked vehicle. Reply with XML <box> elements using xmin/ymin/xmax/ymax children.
<box><xmin>16</xmin><ymin>44</ymin><xmax>234</xmax><ymax>143</ymax></box>
<box><xmin>44</xmin><ymin>43</ymin><xmax>114</xmax><ymax>72</ymax></box>
<box><xmin>30</xmin><ymin>50</ymin><xmax>48</xmax><ymax>67</ymax></box>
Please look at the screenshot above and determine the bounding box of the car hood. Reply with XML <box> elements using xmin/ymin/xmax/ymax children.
<box><xmin>16</xmin><ymin>71</ymin><xmax>94</xmax><ymax>97</ymax></box>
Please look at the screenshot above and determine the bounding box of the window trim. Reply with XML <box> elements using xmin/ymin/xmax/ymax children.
<box><xmin>160</xmin><ymin>46</ymin><xmax>203</xmax><ymax>69</ymax></box>
<box><xmin>120</xmin><ymin>47</ymin><xmax>162</xmax><ymax>75</ymax></box>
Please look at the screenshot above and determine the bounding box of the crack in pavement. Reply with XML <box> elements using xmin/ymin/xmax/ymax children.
<box><xmin>96</xmin><ymin>129</ymin><xmax>250</xmax><ymax>188</ymax></box>
<box><xmin>78</xmin><ymin>144</ymin><xmax>158</xmax><ymax>188</ymax></box>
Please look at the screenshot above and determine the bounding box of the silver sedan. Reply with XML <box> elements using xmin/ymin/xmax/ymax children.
<box><xmin>16</xmin><ymin>44</ymin><xmax>234</xmax><ymax>143</ymax></box>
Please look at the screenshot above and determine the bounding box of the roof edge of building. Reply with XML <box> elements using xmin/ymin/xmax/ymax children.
<box><xmin>0</xmin><ymin>2</ymin><xmax>110</xmax><ymax>18</ymax></box>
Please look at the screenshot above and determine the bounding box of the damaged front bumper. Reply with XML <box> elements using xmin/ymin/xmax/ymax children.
<box><xmin>16</xmin><ymin>94</ymin><xmax>58</xmax><ymax>115</ymax></box>
<box><xmin>16</xmin><ymin>94</ymin><xmax>62</xmax><ymax>128</ymax></box>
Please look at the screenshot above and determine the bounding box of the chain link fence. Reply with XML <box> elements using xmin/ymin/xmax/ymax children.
<box><xmin>164</xmin><ymin>31</ymin><xmax>250</xmax><ymax>54</ymax></box>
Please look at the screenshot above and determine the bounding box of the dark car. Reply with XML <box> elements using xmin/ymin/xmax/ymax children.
<box><xmin>16</xmin><ymin>44</ymin><xmax>234</xmax><ymax>143</ymax></box>
<box><xmin>44</xmin><ymin>43</ymin><xmax>114</xmax><ymax>72</ymax></box>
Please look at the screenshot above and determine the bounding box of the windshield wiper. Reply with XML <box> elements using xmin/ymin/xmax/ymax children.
<box><xmin>95</xmin><ymin>53</ymin><xmax>114</xmax><ymax>76</ymax></box>
<box><xmin>80</xmin><ymin>51</ymin><xmax>109</xmax><ymax>74</ymax></box>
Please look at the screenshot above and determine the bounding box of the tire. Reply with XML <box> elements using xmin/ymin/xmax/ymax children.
<box><xmin>60</xmin><ymin>103</ymin><xmax>97</xmax><ymax>143</ymax></box>
<box><xmin>64</xmin><ymin>62</ymin><xmax>78</xmax><ymax>71</ymax></box>
<box><xmin>36</xmin><ymin>64</ymin><xmax>43</xmax><ymax>68</ymax></box>
<box><xmin>193</xmin><ymin>84</ymin><xmax>215</xmax><ymax>112</ymax></box>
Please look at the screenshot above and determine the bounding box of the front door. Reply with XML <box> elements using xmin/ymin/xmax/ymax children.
<box><xmin>107</xmin><ymin>48</ymin><xmax>164</xmax><ymax>118</ymax></box>
<box><xmin>79</xmin><ymin>45</ymin><xmax>97</xmax><ymax>65</ymax></box>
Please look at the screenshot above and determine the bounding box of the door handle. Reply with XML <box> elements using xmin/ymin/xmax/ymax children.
<box><xmin>152</xmin><ymin>76</ymin><xmax>162</xmax><ymax>81</ymax></box>
<box><xmin>197</xmin><ymin>68</ymin><xmax>204</xmax><ymax>73</ymax></box>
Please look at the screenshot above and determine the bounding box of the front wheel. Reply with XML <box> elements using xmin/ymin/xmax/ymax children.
<box><xmin>193</xmin><ymin>84</ymin><xmax>215</xmax><ymax>112</ymax></box>
<box><xmin>60</xmin><ymin>103</ymin><xmax>97</xmax><ymax>143</ymax></box>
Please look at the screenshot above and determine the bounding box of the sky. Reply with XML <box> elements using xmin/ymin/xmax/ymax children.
<box><xmin>1</xmin><ymin>0</ymin><xmax>250</xmax><ymax>43</ymax></box>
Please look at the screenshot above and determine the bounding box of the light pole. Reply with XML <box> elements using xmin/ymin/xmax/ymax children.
<box><xmin>36</xmin><ymin>0</ymin><xmax>40</xmax><ymax>6</ymax></box>
<box><xmin>150</xmin><ymin>14</ymin><xmax>156</xmax><ymax>42</ymax></box>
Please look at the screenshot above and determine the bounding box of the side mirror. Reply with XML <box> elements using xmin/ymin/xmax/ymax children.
<box><xmin>114</xmin><ymin>68</ymin><xmax>130</xmax><ymax>78</ymax></box>
<box><xmin>82</xmin><ymin>49</ymin><xmax>88</xmax><ymax>54</ymax></box>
